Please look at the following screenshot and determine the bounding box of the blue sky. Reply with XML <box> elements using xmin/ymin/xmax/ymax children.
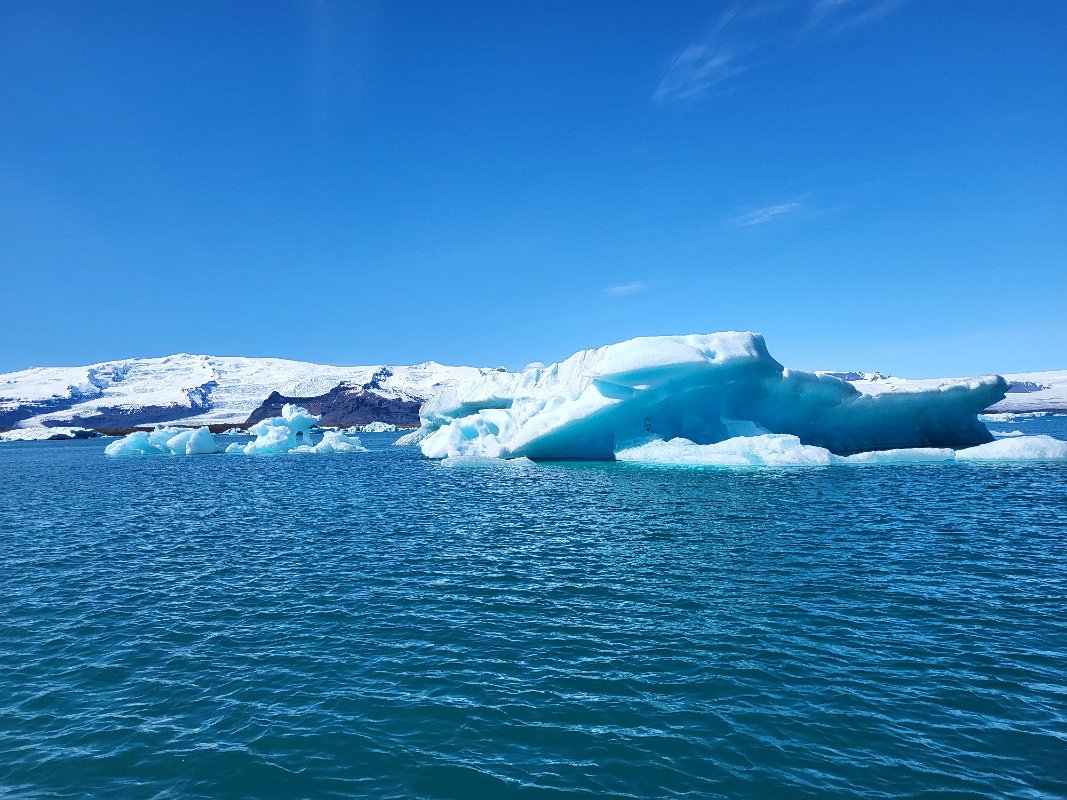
<box><xmin>1</xmin><ymin>1</ymin><xmax>1064</xmax><ymax>376</ymax></box>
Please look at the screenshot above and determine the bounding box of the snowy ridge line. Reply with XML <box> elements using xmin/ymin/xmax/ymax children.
<box><xmin>0</xmin><ymin>354</ymin><xmax>492</xmax><ymax>429</ymax></box>
<box><xmin>818</xmin><ymin>369</ymin><xmax>1067</xmax><ymax>414</ymax></box>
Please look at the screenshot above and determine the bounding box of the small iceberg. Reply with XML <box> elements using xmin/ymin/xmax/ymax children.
<box><xmin>359</xmin><ymin>421</ymin><xmax>397</xmax><ymax>433</ymax></box>
<box><xmin>105</xmin><ymin>426</ymin><xmax>219</xmax><ymax>456</ymax></box>
<box><xmin>614</xmin><ymin>433</ymin><xmax>1067</xmax><ymax>467</ymax></box>
<box><xmin>105</xmin><ymin>405</ymin><xmax>366</xmax><ymax>456</ymax></box>
<box><xmin>226</xmin><ymin>405</ymin><xmax>366</xmax><ymax>455</ymax></box>
<box><xmin>954</xmin><ymin>435</ymin><xmax>1067</xmax><ymax>462</ymax></box>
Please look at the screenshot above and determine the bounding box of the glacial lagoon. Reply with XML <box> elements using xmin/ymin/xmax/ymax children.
<box><xmin>1</xmin><ymin>417</ymin><xmax>1065</xmax><ymax>799</ymax></box>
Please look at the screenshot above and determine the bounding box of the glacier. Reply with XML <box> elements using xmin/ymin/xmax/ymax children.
<box><xmin>0</xmin><ymin>354</ymin><xmax>492</xmax><ymax>430</ymax></box>
<box><xmin>409</xmin><ymin>332</ymin><xmax>1012</xmax><ymax>462</ymax></box>
<box><xmin>0</xmin><ymin>426</ymin><xmax>96</xmax><ymax>442</ymax></box>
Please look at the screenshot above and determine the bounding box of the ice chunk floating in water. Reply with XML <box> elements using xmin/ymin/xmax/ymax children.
<box><xmin>410</xmin><ymin>332</ymin><xmax>1009</xmax><ymax>461</ymax></box>
<box><xmin>954</xmin><ymin>435</ymin><xmax>1067</xmax><ymax>462</ymax></box>
<box><xmin>359</xmin><ymin>421</ymin><xmax>397</xmax><ymax>433</ymax></box>
<box><xmin>614</xmin><ymin>434</ymin><xmax>1067</xmax><ymax>466</ymax></box>
<box><xmin>105</xmin><ymin>426</ymin><xmax>219</xmax><ymax>456</ymax></box>
<box><xmin>105</xmin><ymin>405</ymin><xmax>366</xmax><ymax>456</ymax></box>
<box><xmin>226</xmin><ymin>405</ymin><xmax>366</xmax><ymax>455</ymax></box>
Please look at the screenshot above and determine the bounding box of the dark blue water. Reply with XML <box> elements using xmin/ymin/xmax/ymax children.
<box><xmin>2</xmin><ymin>424</ymin><xmax>1066</xmax><ymax>799</ymax></box>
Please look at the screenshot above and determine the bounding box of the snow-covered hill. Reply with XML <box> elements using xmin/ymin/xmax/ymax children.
<box><xmin>820</xmin><ymin>370</ymin><xmax>1067</xmax><ymax>414</ymax></box>
<box><xmin>0</xmin><ymin>354</ymin><xmax>493</xmax><ymax>429</ymax></box>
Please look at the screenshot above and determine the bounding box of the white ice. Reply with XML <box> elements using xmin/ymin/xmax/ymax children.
<box><xmin>954</xmin><ymin>435</ymin><xmax>1067</xmax><ymax>462</ymax></box>
<box><xmin>1</xmin><ymin>354</ymin><xmax>494</xmax><ymax>428</ymax></box>
<box><xmin>104</xmin><ymin>426</ymin><xmax>219</xmax><ymax>456</ymax></box>
<box><xmin>105</xmin><ymin>405</ymin><xmax>366</xmax><ymax>456</ymax></box>
<box><xmin>226</xmin><ymin>404</ymin><xmax>366</xmax><ymax>455</ymax></box>
<box><xmin>290</xmin><ymin>430</ymin><xmax>368</xmax><ymax>454</ymax></box>
<box><xmin>411</xmin><ymin>332</ymin><xmax>1009</xmax><ymax>461</ymax></box>
<box><xmin>0</xmin><ymin>426</ymin><xmax>95</xmax><ymax>442</ymax></box>
<box><xmin>359</xmin><ymin>421</ymin><xmax>397</xmax><ymax>433</ymax></box>
<box><xmin>614</xmin><ymin>433</ymin><xmax>1066</xmax><ymax>467</ymax></box>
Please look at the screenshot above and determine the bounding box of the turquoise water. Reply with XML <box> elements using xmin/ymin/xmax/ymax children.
<box><xmin>2</xmin><ymin>421</ymin><xmax>1066</xmax><ymax>799</ymax></box>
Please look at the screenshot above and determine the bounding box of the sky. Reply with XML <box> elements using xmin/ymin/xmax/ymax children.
<box><xmin>1</xmin><ymin>1</ymin><xmax>1065</xmax><ymax>377</ymax></box>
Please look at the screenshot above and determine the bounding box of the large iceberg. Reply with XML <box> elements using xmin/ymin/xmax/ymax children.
<box><xmin>409</xmin><ymin>332</ymin><xmax>1009</xmax><ymax>461</ymax></box>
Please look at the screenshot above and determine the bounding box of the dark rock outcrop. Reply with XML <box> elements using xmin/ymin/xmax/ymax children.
<box><xmin>0</xmin><ymin>397</ymin><xmax>82</xmax><ymax>429</ymax></box>
<box><xmin>47</xmin><ymin>404</ymin><xmax>203</xmax><ymax>429</ymax></box>
<box><xmin>245</xmin><ymin>383</ymin><xmax>422</xmax><ymax>427</ymax></box>
<box><xmin>1006</xmin><ymin>381</ymin><xmax>1051</xmax><ymax>394</ymax></box>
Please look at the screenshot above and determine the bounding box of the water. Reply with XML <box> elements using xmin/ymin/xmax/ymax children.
<box><xmin>1</xmin><ymin>422</ymin><xmax>1066</xmax><ymax>799</ymax></box>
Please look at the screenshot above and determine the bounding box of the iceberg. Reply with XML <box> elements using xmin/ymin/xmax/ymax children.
<box><xmin>227</xmin><ymin>404</ymin><xmax>366</xmax><ymax>455</ymax></box>
<box><xmin>615</xmin><ymin>433</ymin><xmax>1065</xmax><ymax>467</ymax></box>
<box><xmin>105</xmin><ymin>426</ymin><xmax>219</xmax><ymax>456</ymax></box>
<box><xmin>616</xmin><ymin>434</ymin><xmax>840</xmax><ymax>466</ymax></box>
<box><xmin>359</xmin><ymin>421</ymin><xmax>397</xmax><ymax>433</ymax></box>
<box><xmin>955</xmin><ymin>435</ymin><xmax>1067</xmax><ymax>462</ymax></box>
<box><xmin>105</xmin><ymin>405</ymin><xmax>366</xmax><ymax>456</ymax></box>
<box><xmin>291</xmin><ymin>430</ymin><xmax>368</xmax><ymax>454</ymax></box>
<box><xmin>410</xmin><ymin>332</ymin><xmax>1008</xmax><ymax>461</ymax></box>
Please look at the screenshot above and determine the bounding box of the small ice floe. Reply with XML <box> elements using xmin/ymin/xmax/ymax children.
<box><xmin>979</xmin><ymin>411</ymin><xmax>1055</xmax><ymax>422</ymax></box>
<box><xmin>613</xmin><ymin>433</ymin><xmax>1067</xmax><ymax>467</ymax></box>
<box><xmin>105</xmin><ymin>405</ymin><xmax>366</xmax><ymax>456</ymax></box>
<box><xmin>104</xmin><ymin>426</ymin><xmax>219</xmax><ymax>456</ymax></box>
<box><xmin>225</xmin><ymin>405</ymin><xmax>366</xmax><ymax>455</ymax></box>
<box><xmin>440</xmin><ymin>455</ymin><xmax>536</xmax><ymax>468</ymax></box>
<box><xmin>954</xmin><ymin>435</ymin><xmax>1067</xmax><ymax>462</ymax></box>
<box><xmin>359</xmin><ymin>421</ymin><xmax>397</xmax><ymax>433</ymax></box>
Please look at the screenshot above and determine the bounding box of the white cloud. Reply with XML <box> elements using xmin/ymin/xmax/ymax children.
<box><xmin>805</xmin><ymin>0</ymin><xmax>906</xmax><ymax>35</ymax></box>
<box><xmin>654</xmin><ymin>0</ymin><xmax>906</xmax><ymax>103</ymax></box>
<box><xmin>605</xmin><ymin>282</ymin><xmax>650</xmax><ymax>297</ymax></box>
<box><xmin>654</xmin><ymin>44</ymin><xmax>746</xmax><ymax>103</ymax></box>
<box><xmin>732</xmin><ymin>201</ymin><xmax>803</xmax><ymax>226</ymax></box>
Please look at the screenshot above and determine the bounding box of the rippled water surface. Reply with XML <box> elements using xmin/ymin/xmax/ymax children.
<box><xmin>2</xmin><ymin>428</ymin><xmax>1066</xmax><ymax>799</ymax></box>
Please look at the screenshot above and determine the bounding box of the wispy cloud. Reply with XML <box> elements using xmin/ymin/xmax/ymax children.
<box><xmin>605</xmin><ymin>281</ymin><xmax>650</xmax><ymax>297</ymax></box>
<box><xmin>654</xmin><ymin>0</ymin><xmax>906</xmax><ymax>104</ymax></box>
<box><xmin>805</xmin><ymin>0</ymin><xmax>906</xmax><ymax>35</ymax></box>
<box><xmin>653</xmin><ymin>44</ymin><xmax>746</xmax><ymax>103</ymax></box>
<box><xmin>731</xmin><ymin>201</ymin><xmax>804</xmax><ymax>227</ymax></box>
<box><xmin>654</xmin><ymin>5</ymin><xmax>767</xmax><ymax>104</ymax></box>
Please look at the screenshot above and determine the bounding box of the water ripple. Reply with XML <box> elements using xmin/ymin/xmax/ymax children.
<box><xmin>0</xmin><ymin>438</ymin><xmax>1065</xmax><ymax>798</ymax></box>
